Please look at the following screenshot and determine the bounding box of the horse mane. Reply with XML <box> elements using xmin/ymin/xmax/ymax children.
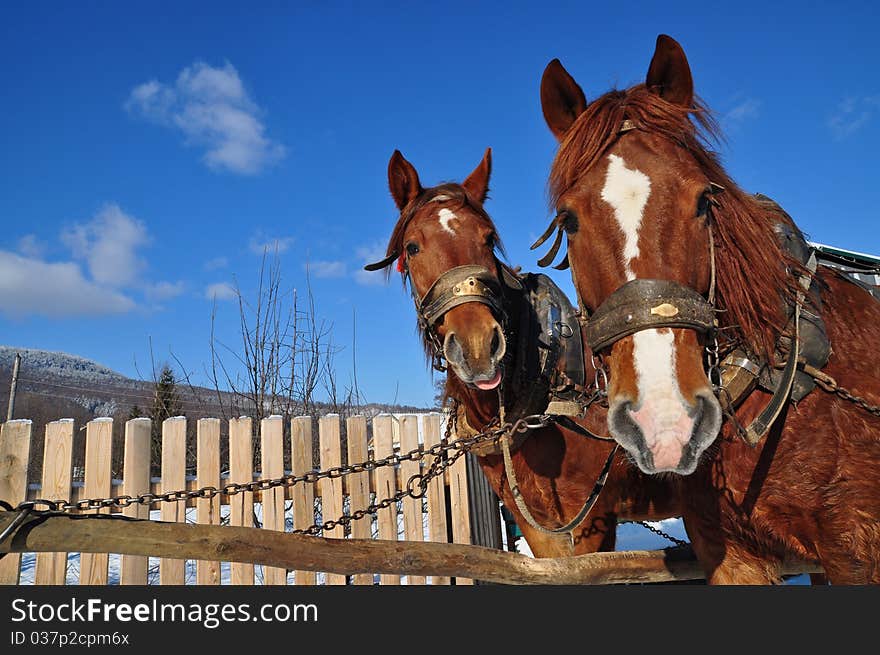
<box><xmin>379</xmin><ymin>182</ymin><xmax>506</xmax><ymax>369</ymax></box>
<box><xmin>548</xmin><ymin>84</ymin><xmax>799</xmax><ymax>361</ymax></box>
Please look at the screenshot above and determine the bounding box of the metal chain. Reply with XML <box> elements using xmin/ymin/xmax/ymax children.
<box><xmin>622</xmin><ymin>520</ymin><xmax>689</xmax><ymax>548</ymax></box>
<box><xmin>2</xmin><ymin>411</ymin><xmax>551</xmax><ymax>534</ymax></box>
<box><xmin>809</xmin><ymin>372</ymin><xmax>880</xmax><ymax>417</ymax></box>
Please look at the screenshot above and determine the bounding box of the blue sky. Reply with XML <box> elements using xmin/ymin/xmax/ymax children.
<box><xmin>1</xmin><ymin>2</ymin><xmax>878</xmax><ymax>408</ymax></box>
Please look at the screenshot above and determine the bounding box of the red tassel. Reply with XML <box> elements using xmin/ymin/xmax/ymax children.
<box><xmin>396</xmin><ymin>254</ymin><xmax>406</xmax><ymax>273</ymax></box>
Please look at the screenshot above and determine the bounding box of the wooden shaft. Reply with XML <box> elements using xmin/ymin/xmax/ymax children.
<box><xmin>0</xmin><ymin>512</ymin><xmax>822</xmax><ymax>585</ymax></box>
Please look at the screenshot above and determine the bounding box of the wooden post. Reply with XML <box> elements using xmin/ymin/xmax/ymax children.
<box><xmin>346</xmin><ymin>415</ymin><xmax>373</xmax><ymax>585</ymax></box>
<box><xmin>196</xmin><ymin>418</ymin><xmax>221</xmax><ymax>585</ymax></box>
<box><xmin>260</xmin><ymin>416</ymin><xmax>287</xmax><ymax>585</ymax></box>
<box><xmin>0</xmin><ymin>419</ymin><xmax>32</xmax><ymax>584</ymax></box>
<box><xmin>446</xmin><ymin>411</ymin><xmax>473</xmax><ymax>585</ymax></box>
<box><xmin>318</xmin><ymin>415</ymin><xmax>346</xmax><ymax>585</ymax></box>
<box><xmin>228</xmin><ymin>417</ymin><xmax>254</xmax><ymax>585</ymax></box>
<box><xmin>6</xmin><ymin>352</ymin><xmax>20</xmax><ymax>421</ymax></box>
<box><xmin>79</xmin><ymin>418</ymin><xmax>113</xmax><ymax>585</ymax></box>
<box><xmin>422</xmin><ymin>413</ymin><xmax>450</xmax><ymax>585</ymax></box>
<box><xmin>372</xmin><ymin>414</ymin><xmax>399</xmax><ymax>585</ymax></box>
<box><xmin>290</xmin><ymin>416</ymin><xmax>315</xmax><ymax>586</ymax></box>
<box><xmin>399</xmin><ymin>414</ymin><xmax>426</xmax><ymax>585</ymax></box>
<box><xmin>120</xmin><ymin>418</ymin><xmax>151</xmax><ymax>585</ymax></box>
<box><xmin>34</xmin><ymin>419</ymin><xmax>74</xmax><ymax>585</ymax></box>
<box><xmin>159</xmin><ymin>417</ymin><xmax>187</xmax><ymax>585</ymax></box>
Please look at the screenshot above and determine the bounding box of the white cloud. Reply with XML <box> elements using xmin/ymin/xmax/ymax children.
<box><xmin>205</xmin><ymin>282</ymin><xmax>237</xmax><ymax>301</ymax></box>
<box><xmin>0</xmin><ymin>251</ymin><xmax>135</xmax><ymax>318</ymax></box>
<box><xmin>147</xmin><ymin>281</ymin><xmax>186</xmax><ymax>301</ymax></box>
<box><xmin>828</xmin><ymin>95</ymin><xmax>879</xmax><ymax>140</ymax></box>
<box><xmin>126</xmin><ymin>61</ymin><xmax>286</xmax><ymax>175</ymax></box>
<box><xmin>308</xmin><ymin>260</ymin><xmax>346</xmax><ymax>278</ymax></box>
<box><xmin>17</xmin><ymin>234</ymin><xmax>46</xmax><ymax>258</ymax></box>
<box><xmin>248</xmin><ymin>233</ymin><xmax>294</xmax><ymax>255</ymax></box>
<box><xmin>204</xmin><ymin>256</ymin><xmax>228</xmax><ymax>271</ymax></box>
<box><xmin>724</xmin><ymin>97</ymin><xmax>761</xmax><ymax>123</ymax></box>
<box><xmin>354</xmin><ymin>242</ymin><xmax>390</xmax><ymax>286</ymax></box>
<box><xmin>62</xmin><ymin>204</ymin><xmax>150</xmax><ymax>288</ymax></box>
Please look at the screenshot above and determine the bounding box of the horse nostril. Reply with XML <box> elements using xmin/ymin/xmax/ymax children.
<box><xmin>444</xmin><ymin>331</ymin><xmax>463</xmax><ymax>364</ymax></box>
<box><xmin>490</xmin><ymin>325</ymin><xmax>505</xmax><ymax>359</ymax></box>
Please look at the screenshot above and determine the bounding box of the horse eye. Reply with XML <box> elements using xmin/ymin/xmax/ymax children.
<box><xmin>406</xmin><ymin>242</ymin><xmax>420</xmax><ymax>256</ymax></box>
<box><xmin>559</xmin><ymin>209</ymin><xmax>578</xmax><ymax>234</ymax></box>
<box><xmin>696</xmin><ymin>192</ymin><xmax>710</xmax><ymax>218</ymax></box>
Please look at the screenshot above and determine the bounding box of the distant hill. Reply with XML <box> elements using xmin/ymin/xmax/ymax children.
<box><xmin>0</xmin><ymin>345</ymin><xmax>433</xmax><ymax>422</ymax></box>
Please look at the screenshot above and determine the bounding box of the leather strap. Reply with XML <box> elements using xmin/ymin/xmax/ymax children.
<box><xmin>585</xmin><ymin>278</ymin><xmax>716</xmax><ymax>352</ymax></box>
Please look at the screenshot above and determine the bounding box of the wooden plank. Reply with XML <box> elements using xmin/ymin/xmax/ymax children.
<box><xmin>399</xmin><ymin>414</ymin><xmax>426</xmax><ymax>585</ymax></box>
<box><xmin>34</xmin><ymin>419</ymin><xmax>74</xmax><ymax>585</ymax></box>
<box><xmin>318</xmin><ymin>415</ymin><xmax>346</xmax><ymax>585</ymax></box>
<box><xmin>0</xmin><ymin>420</ymin><xmax>32</xmax><ymax>585</ymax></box>
<box><xmin>79</xmin><ymin>418</ymin><xmax>113</xmax><ymax>585</ymax></box>
<box><xmin>120</xmin><ymin>418</ymin><xmax>151</xmax><ymax>585</ymax></box>
<box><xmin>260</xmin><ymin>416</ymin><xmax>286</xmax><ymax>586</ymax></box>
<box><xmin>160</xmin><ymin>417</ymin><xmax>187</xmax><ymax>585</ymax></box>
<box><xmin>290</xmin><ymin>416</ymin><xmax>316</xmax><ymax>586</ymax></box>
<box><xmin>228</xmin><ymin>417</ymin><xmax>254</xmax><ymax>585</ymax></box>
<box><xmin>372</xmin><ymin>414</ymin><xmax>399</xmax><ymax>585</ymax></box>
<box><xmin>0</xmin><ymin>512</ymin><xmax>826</xmax><ymax>585</ymax></box>
<box><xmin>346</xmin><ymin>416</ymin><xmax>372</xmax><ymax>585</ymax></box>
<box><xmin>447</xmin><ymin>412</ymin><xmax>473</xmax><ymax>585</ymax></box>
<box><xmin>422</xmin><ymin>413</ymin><xmax>450</xmax><ymax>585</ymax></box>
<box><xmin>196</xmin><ymin>418</ymin><xmax>221</xmax><ymax>585</ymax></box>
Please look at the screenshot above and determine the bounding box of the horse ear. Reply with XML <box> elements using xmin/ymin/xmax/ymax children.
<box><xmin>388</xmin><ymin>150</ymin><xmax>423</xmax><ymax>210</ymax></box>
<box><xmin>540</xmin><ymin>59</ymin><xmax>588</xmax><ymax>140</ymax></box>
<box><xmin>462</xmin><ymin>147</ymin><xmax>492</xmax><ymax>204</ymax></box>
<box><xmin>646</xmin><ymin>34</ymin><xmax>694</xmax><ymax>108</ymax></box>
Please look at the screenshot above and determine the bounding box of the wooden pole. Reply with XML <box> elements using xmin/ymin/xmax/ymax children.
<box><xmin>0</xmin><ymin>511</ymin><xmax>823</xmax><ymax>585</ymax></box>
<box><xmin>6</xmin><ymin>353</ymin><xmax>21</xmax><ymax>422</ymax></box>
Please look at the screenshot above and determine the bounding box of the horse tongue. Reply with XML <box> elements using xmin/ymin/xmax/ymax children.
<box><xmin>474</xmin><ymin>371</ymin><xmax>502</xmax><ymax>391</ymax></box>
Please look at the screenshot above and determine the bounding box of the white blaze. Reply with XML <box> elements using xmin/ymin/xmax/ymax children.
<box><xmin>600</xmin><ymin>154</ymin><xmax>651</xmax><ymax>280</ymax></box>
<box><xmin>438</xmin><ymin>208</ymin><xmax>458</xmax><ymax>236</ymax></box>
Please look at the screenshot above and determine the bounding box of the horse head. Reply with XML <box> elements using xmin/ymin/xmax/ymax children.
<box><xmin>538</xmin><ymin>35</ymin><xmax>737</xmax><ymax>475</ymax></box>
<box><xmin>367</xmin><ymin>148</ymin><xmax>513</xmax><ymax>392</ymax></box>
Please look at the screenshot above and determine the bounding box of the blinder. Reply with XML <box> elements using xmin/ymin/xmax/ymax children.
<box><xmin>585</xmin><ymin>278</ymin><xmax>716</xmax><ymax>353</ymax></box>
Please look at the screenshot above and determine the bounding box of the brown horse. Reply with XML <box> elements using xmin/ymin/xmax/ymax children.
<box><xmin>538</xmin><ymin>34</ymin><xmax>880</xmax><ymax>582</ymax></box>
<box><xmin>366</xmin><ymin>148</ymin><xmax>680</xmax><ymax>558</ymax></box>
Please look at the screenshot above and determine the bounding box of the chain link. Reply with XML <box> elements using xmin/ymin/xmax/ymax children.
<box><xmin>810</xmin><ymin>373</ymin><xmax>880</xmax><ymax>417</ymax></box>
<box><xmin>622</xmin><ymin>520</ymin><xmax>689</xmax><ymax>547</ymax></box>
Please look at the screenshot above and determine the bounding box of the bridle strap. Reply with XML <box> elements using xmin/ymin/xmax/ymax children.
<box><xmin>585</xmin><ymin>278</ymin><xmax>716</xmax><ymax>353</ymax></box>
<box><xmin>417</xmin><ymin>265</ymin><xmax>505</xmax><ymax>329</ymax></box>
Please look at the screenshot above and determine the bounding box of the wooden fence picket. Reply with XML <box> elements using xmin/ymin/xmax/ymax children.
<box><xmin>196</xmin><ymin>418</ymin><xmax>221</xmax><ymax>585</ymax></box>
<box><xmin>446</xmin><ymin>412</ymin><xmax>473</xmax><ymax>585</ymax></box>
<box><xmin>34</xmin><ymin>419</ymin><xmax>74</xmax><ymax>585</ymax></box>
<box><xmin>159</xmin><ymin>417</ymin><xmax>187</xmax><ymax>585</ymax></box>
<box><xmin>345</xmin><ymin>415</ymin><xmax>372</xmax><ymax>585</ymax></box>
<box><xmin>260</xmin><ymin>416</ymin><xmax>287</xmax><ymax>586</ymax></box>
<box><xmin>422</xmin><ymin>413</ymin><xmax>450</xmax><ymax>585</ymax></box>
<box><xmin>0</xmin><ymin>420</ymin><xmax>33</xmax><ymax>585</ymax></box>
<box><xmin>319</xmin><ymin>415</ymin><xmax>346</xmax><ymax>585</ymax></box>
<box><xmin>120</xmin><ymin>418</ymin><xmax>151</xmax><ymax>585</ymax></box>
<box><xmin>228</xmin><ymin>417</ymin><xmax>254</xmax><ymax>585</ymax></box>
<box><xmin>290</xmin><ymin>416</ymin><xmax>316</xmax><ymax>586</ymax></box>
<box><xmin>399</xmin><ymin>414</ymin><xmax>426</xmax><ymax>585</ymax></box>
<box><xmin>372</xmin><ymin>414</ymin><xmax>399</xmax><ymax>585</ymax></box>
<box><xmin>79</xmin><ymin>418</ymin><xmax>113</xmax><ymax>585</ymax></box>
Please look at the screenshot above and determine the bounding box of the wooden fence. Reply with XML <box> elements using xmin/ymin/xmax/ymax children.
<box><xmin>0</xmin><ymin>412</ymin><xmax>476</xmax><ymax>586</ymax></box>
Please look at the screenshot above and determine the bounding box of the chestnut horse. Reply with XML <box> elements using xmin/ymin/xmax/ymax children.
<box><xmin>538</xmin><ymin>34</ymin><xmax>880</xmax><ymax>582</ymax></box>
<box><xmin>366</xmin><ymin>148</ymin><xmax>680</xmax><ymax>558</ymax></box>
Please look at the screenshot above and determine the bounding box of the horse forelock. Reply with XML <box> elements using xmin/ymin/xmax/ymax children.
<box><xmin>549</xmin><ymin>84</ymin><xmax>796</xmax><ymax>361</ymax></box>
